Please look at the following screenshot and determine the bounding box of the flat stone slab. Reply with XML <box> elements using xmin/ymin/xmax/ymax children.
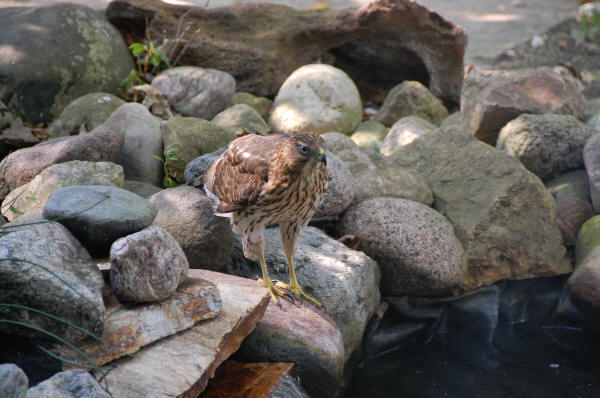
<box><xmin>93</xmin><ymin>270</ymin><xmax>270</xmax><ymax>397</ymax></box>
<box><xmin>59</xmin><ymin>277</ymin><xmax>221</xmax><ymax>369</ymax></box>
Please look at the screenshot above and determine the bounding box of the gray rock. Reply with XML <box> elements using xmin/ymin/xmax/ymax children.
<box><xmin>1</xmin><ymin>128</ymin><xmax>124</xmax><ymax>192</ymax></box>
<box><xmin>440</xmin><ymin>111</ymin><xmax>464</xmax><ymax>128</ymax></box>
<box><xmin>0</xmin><ymin>102</ymin><xmax>38</xmax><ymax>148</ymax></box>
<box><xmin>0</xmin><ymin>222</ymin><xmax>105</xmax><ymax>343</ymax></box>
<box><xmin>122</xmin><ymin>180</ymin><xmax>162</xmax><ymax>199</ymax></box>
<box><xmin>373</xmin><ymin>81</ymin><xmax>448</xmax><ymax>127</ymax></box>
<box><xmin>212</xmin><ymin>104</ymin><xmax>269</xmax><ymax>135</ymax></box>
<box><xmin>587</xmin><ymin>114</ymin><xmax>600</xmax><ymax>131</ymax></box>
<box><xmin>236</xmin><ymin>301</ymin><xmax>344</xmax><ymax>398</ymax></box>
<box><xmin>110</xmin><ymin>225</ymin><xmax>189</xmax><ymax>302</ymax></box>
<box><xmin>380</xmin><ymin>116</ymin><xmax>437</xmax><ymax>157</ymax></box>
<box><xmin>350</xmin><ymin>121</ymin><xmax>388</xmax><ymax>150</ymax></box>
<box><xmin>314</xmin><ymin>152</ymin><xmax>354</xmax><ymax>218</ymax></box>
<box><xmin>226</xmin><ymin>226</ymin><xmax>381</xmax><ymax>362</ymax></box>
<box><xmin>229</xmin><ymin>92</ymin><xmax>273</xmax><ymax>120</ymax></box>
<box><xmin>0</xmin><ymin>4</ymin><xmax>133</xmax><ymax>125</ymax></box>
<box><xmin>555</xmin><ymin>197</ymin><xmax>595</xmax><ymax>246</ymax></box>
<box><xmin>336</xmin><ymin>143</ymin><xmax>433</xmax><ymax>205</ymax></box>
<box><xmin>25</xmin><ymin>370</ymin><xmax>110</xmax><ymax>398</ymax></box>
<box><xmin>497</xmin><ymin>114</ymin><xmax>598</xmax><ymax>182</ymax></box>
<box><xmin>321</xmin><ymin>132</ymin><xmax>358</xmax><ymax>154</ymax></box>
<box><xmin>151</xmin><ymin>66</ymin><xmax>236</xmax><ymax>119</ymax></box>
<box><xmin>43</xmin><ymin>185</ymin><xmax>157</xmax><ymax>258</ymax></box>
<box><xmin>4</xmin><ymin>211</ymin><xmax>44</xmax><ymax>227</ymax></box>
<box><xmin>461</xmin><ymin>67</ymin><xmax>586</xmax><ymax>145</ymax></box>
<box><xmin>48</xmin><ymin>93</ymin><xmax>125</xmax><ymax>138</ymax></box>
<box><xmin>161</xmin><ymin>117</ymin><xmax>236</xmax><ymax>183</ymax></box>
<box><xmin>339</xmin><ymin>198</ymin><xmax>466</xmax><ymax>296</ymax></box>
<box><xmin>0</xmin><ymin>364</ymin><xmax>27</xmax><ymax>398</ymax></box>
<box><xmin>96</xmin><ymin>103</ymin><xmax>163</xmax><ymax>187</ymax></box>
<box><xmin>545</xmin><ymin>170</ymin><xmax>591</xmax><ymax>204</ymax></box>
<box><xmin>2</xmin><ymin>161</ymin><xmax>124</xmax><ymax>222</ymax></box>
<box><xmin>583</xmin><ymin>134</ymin><xmax>600</xmax><ymax>212</ymax></box>
<box><xmin>269</xmin><ymin>64</ymin><xmax>362</xmax><ymax>135</ymax></box>
<box><xmin>149</xmin><ymin>186</ymin><xmax>234</xmax><ymax>271</ymax></box>
<box><xmin>183</xmin><ymin>148</ymin><xmax>226</xmax><ymax>184</ymax></box>
<box><xmin>391</xmin><ymin>126</ymin><xmax>571</xmax><ymax>292</ymax></box>
<box><xmin>568</xmin><ymin>216</ymin><xmax>600</xmax><ymax>309</ymax></box>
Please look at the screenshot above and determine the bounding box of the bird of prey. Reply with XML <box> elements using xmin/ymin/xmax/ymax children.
<box><xmin>203</xmin><ymin>131</ymin><xmax>328</xmax><ymax>307</ymax></box>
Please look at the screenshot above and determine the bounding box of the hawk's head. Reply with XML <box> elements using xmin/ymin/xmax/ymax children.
<box><xmin>282</xmin><ymin>132</ymin><xmax>327</xmax><ymax>172</ymax></box>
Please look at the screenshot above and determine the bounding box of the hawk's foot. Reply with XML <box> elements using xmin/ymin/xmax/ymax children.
<box><xmin>276</xmin><ymin>281</ymin><xmax>322</xmax><ymax>308</ymax></box>
<box><xmin>258</xmin><ymin>278</ymin><xmax>287</xmax><ymax>304</ymax></box>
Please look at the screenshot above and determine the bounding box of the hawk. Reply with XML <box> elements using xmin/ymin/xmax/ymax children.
<box><xmin>203</xmin><ymin>131</ymin><xmax>327</xmax><ymax>307</ymax></box>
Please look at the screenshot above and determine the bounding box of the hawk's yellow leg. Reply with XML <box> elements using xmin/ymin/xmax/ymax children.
<box><xmin>277</xmin><ymin>256</ymin><xmax>322</xmax><ymax>308</ymax></box>
<box><xmin>257</xmin><ymin>252</ymin><xmax>287</xmax><ymax>303</ymax></box>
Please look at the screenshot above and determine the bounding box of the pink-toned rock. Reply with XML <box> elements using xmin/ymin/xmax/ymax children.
<box><xmin>556</xmin><ymin>197</ymin><xmax>595</xmax><ymax>246</ymax></box>
<box><xmin>93</xmin><ymin>270</ymin><xmax>269</xmax><ymax>398</ymax></box>
<box><xmin>461</xmin><ymin>67</ymin><xmax>586</xmax><ymax>145</ymax></box>
<box><xmin>235</xmin><ymin>300</ymin><xmax>345</xmax><ymax>398</ymax></box>
<box><xmin>60</xmin><ymin>277</ymin><xmax>221</xmax><ymax>369</ymax></box>
<box><xmin>0</xmin><ymin>128</ymin><xmax>124</xmax><ymax>193</ymax></box>
<box><xmin>106</xmin><ymin>0</ymin><xmax>465</xmax><ymax>105</ymax></box>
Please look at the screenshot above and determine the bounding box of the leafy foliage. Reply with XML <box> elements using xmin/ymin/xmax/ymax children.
<box><xmin>153</xmin><ymin>146</ymin><xmax>180</xmax><ymax>188</ymax></box>
<box><xmin>579</xmin><ymin>7</ymin><xmax>600</xmax><ymax>41</ymax></box>
<box><xmin>121</xmin><ymin>41</ymin><xmax>172</xmax><ymax>91</ymax></box>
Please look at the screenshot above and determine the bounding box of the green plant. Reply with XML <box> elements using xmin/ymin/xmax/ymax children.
<box><xmin>579</xmin><ymin>7</ymin><xmax>600</xmax><ymax>41</ymax></box>
<box><xmin>153</xmin><ymin>147</ymin><xmax>180</xmax><ymax>188</ymax></box>
<box><xmin>121</xmin><ymin>41</ymin><xmax>172</xmax><ymax>91</ymax></box>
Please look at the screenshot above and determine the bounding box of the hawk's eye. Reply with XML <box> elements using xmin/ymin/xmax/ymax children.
<box><xmin>299</xmin><ymin>144</ymin><xmax>310</xmax><ymax>154</ymax></box>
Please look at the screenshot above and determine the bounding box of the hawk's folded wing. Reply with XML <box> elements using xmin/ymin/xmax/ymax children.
<box><xmin>203</xmin><ymin>134</ymin><xmax>286</xmax><ymax>213</ymax></box>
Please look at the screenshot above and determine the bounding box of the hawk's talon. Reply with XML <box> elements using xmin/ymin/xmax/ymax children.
<box><xmin>258</xmin><ymin>278</ymin><xmax>287</xmax><ymax>304</ymax></box>
<box><xmin>276</xmin><ymin>281</ymin><xmax>322</xmax><ymax>308</ymax></box>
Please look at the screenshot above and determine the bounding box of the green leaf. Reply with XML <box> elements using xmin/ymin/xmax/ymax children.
<box><xmin>163</xmin><ymin>176</ymin><xmax>179</xmax><ymax>188</ymax></box>
<box><xmin>25</xmin><ymin>196</ymin><xmax>36</xmax><ymax>202</ymax></box>
<box><xmin>9</xmin><ymin>206</ymin><xmax>23</xmax><ymax>215</ymax></box>
<box><xmin>129</xmin><ymin>42</ymin><xmax>146</xmax><ymax>57</ymax></box>
<box><xmin>157</xmin><ymin>50</ymin><xmax>171</xmax><ymax>68</ymax></box>
<box><xmin>149</xmin><ymin>54</ymin><xmax>161</xmax><ymax>67</ymax></box>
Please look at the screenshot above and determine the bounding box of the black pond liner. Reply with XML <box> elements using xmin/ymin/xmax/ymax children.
<box><xmin>345</xmin><ymin>275</ymin><xmax>600</xmax><ymax>398</ymax></box>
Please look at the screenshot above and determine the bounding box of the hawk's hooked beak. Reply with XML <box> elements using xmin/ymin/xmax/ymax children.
<box><xmin>318</xmin><ymin>147</ymin><xmax>326</xmax><ymax>165</ymax></box>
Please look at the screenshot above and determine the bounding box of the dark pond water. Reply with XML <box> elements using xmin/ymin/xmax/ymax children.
<box><xmin>345</xmin><ymin>275</ymin><xmax>600</xmax><ymax>398</ymax></box>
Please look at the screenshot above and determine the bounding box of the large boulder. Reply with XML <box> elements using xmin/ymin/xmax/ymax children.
<box><xmin>497</xmin><ymin>114</ymin><xmax>598</xmax><ymax>182</ymax></box>
<box><xmin>106</xmin><ymin>0</ymin><xmax>465</xmax><ymax>105</ymax></box>
<box><xmin>546</xmin><ymin>170</ymin><xmax>591</xmax><ymax>205</ymax></box>
<box><xmin>269</xmin><ymin>64</ymin><xmax>362</xmax><ymax>135</ymax></box>
<box><xmin>461</xmin><ymin>67</ymin><xmax>586</xmax><ymax>145</ymax></box>
<box><xmin>391</xmin><ymin>126</ymin><xmax>571</xmax><ymax>291</ymax></box>
<box><xmin>110</xmin><ymin>225</ymin><xmax>189</xmax><ymax>302</ymax></box>
<box><xmin>161</xmin><ymin>117</ymin><xmax>236</xmax><ymax>183</ymax></box>
<box><xmin>151</xmin><ymin>66</ymin><xmax>236</xmax><ymax>119</ymax></box>
<box><xmin>226</xmin><ymin>226</ymin><xmax>380</xmax><ymax>362</ymax></box>
<box><xmin>568</xmin><ymin>216</ymin><xmax>600</xmax><ymax>309</ymax></box>
<box><xmin>48</xmin><ymin>93</ymin><xmax>126</xmax><ymax>137</ymax></box>
<box><xmin>0</xmin><ymin>222</ymin><xmax>105</xmax><ymax>343</ymax></box>
<box><xmin>0</xmin><ymin>128</ymin><xmax>124</xmax><ymax>192</ymax></box>
<box><xmin>373</xmin><ymin>81</ymin><xmax>448</xmax><ymax>127</ymax></box>
<box><xmin>0</xmin><ymin>4</ymin><xmax>133</xmax><ymax>125</ymax></box>
<box><xmin>43</xmin><ymin>185</ymin><xmax>158</xmax><ymax>258</ymax></box>
<box><xmin>94</xmin><ymin>103</ymin><xmax>163</xmax><ymax>187</ymax></box>
<box><xmin>339</xmin><ymin>198</ymin><xmax>466</xmax><ymax>296</ymax></box>
<box><xmin>555</xmin><ymin>197</ymin><xmax>595</xmax><ymax>247</ymax></box>
<box><xmin>2</xmin><ymin>161</ymin><xmax>124</xmax><ymax>222</ymax></box>
<box><xmin>149</xmin><ymin>186</ymin><xmax>234</xmax><ymax>271</ymax></box>
<box><xmin>324</xmin><ymin>133</ymin><xmax>433</xmax><ymax>206</ymax></box>
<box><xmin>350</xmin><ymin>121</ymin><xmax>388</xmax><ymax>149</ymax></box>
